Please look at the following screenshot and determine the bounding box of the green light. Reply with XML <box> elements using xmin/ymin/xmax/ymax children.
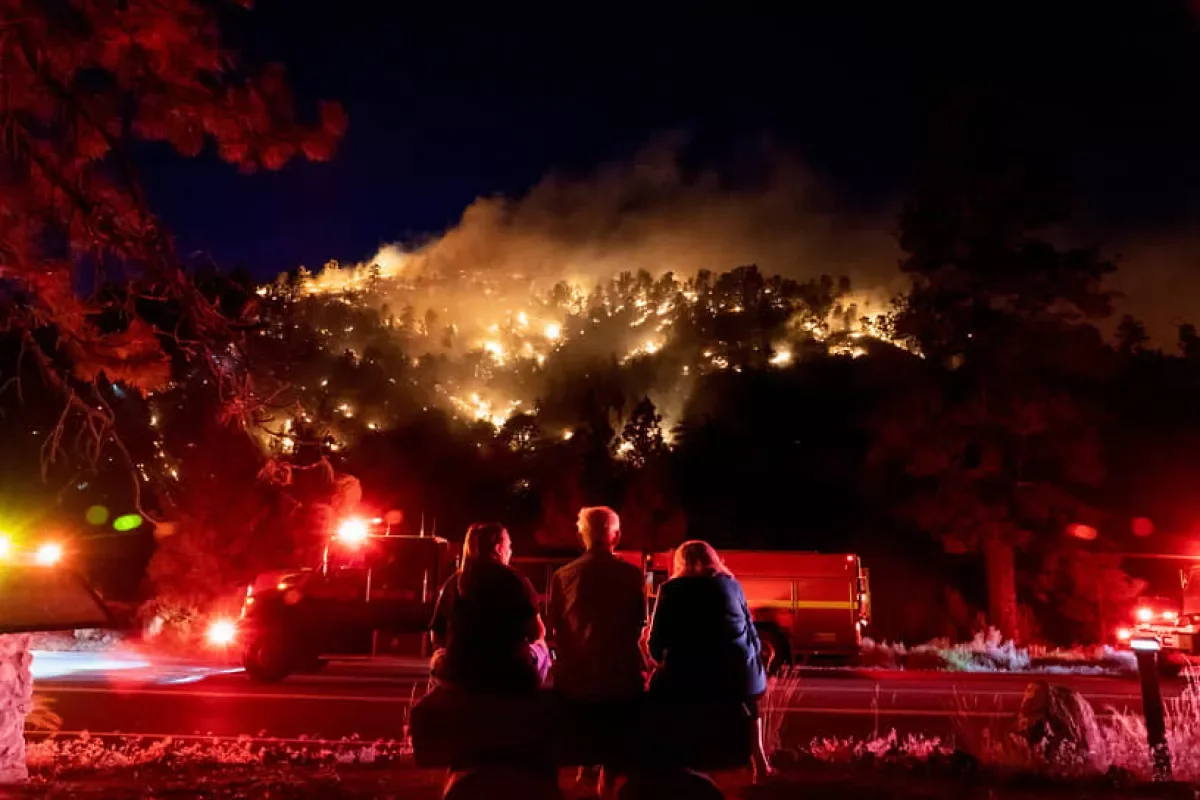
<box><xmin>85</xmin><ymin>505</ymin><xmax>109</xmax><ymax>526</ymax></box>
<box><xmin>112</xmin><ymin>514</ymin><xmax>143</xmax><ymax>532</ymax></box>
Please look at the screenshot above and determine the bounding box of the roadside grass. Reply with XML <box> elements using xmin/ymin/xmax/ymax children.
<box><xmin>765</xmin><ymin>664</ymin><xmax>1200</xmax><ymax>784</ymax></box>
<box><xmin>18</xmin><ymin>663</ymin><xmax>1200</xmax><ymax>796</ymax></box>
<box><xmin>13</xmin><ymin>753</ymin><xmax>1199</xmax><ymax>799</ymax></box>
<box><xmin>859</xmin><ymin>628</ymin><xmax>1137</xmax><ymax>675</ymax></box>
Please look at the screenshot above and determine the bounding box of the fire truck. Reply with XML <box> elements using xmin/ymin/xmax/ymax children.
<box><xmin>517</xmin><ymin>549</ymin><xmax>871</xmax><ymax>671</ymax></box>
<box><xmin>1120</xmin><ymin>566</ymin><xmax>1200</xmax><ymax>660</ymax></box>
<box><xmin>219</xmin><ymin>517</ymin><xmax>453</xmax><ymax>682</ymax></box>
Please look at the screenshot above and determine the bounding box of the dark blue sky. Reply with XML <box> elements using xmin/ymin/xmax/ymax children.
<box><xmin>136</xmin><ymin>3</ymin><xmax>1200</xmax><ymax>279</ymax></box>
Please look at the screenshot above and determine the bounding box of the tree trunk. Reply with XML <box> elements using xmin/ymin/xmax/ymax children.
<box><xmin>985</xmin><ymin>537</ymin><xmax>1020</xmax><ymax>643</ymax></box>
<box><xmin>0</xmin><ymin>634</ymin><xmax>31</xmax><ymax>784</ymax></box>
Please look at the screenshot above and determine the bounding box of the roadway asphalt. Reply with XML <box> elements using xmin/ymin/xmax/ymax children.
<box><xmin>28</xmin><ymin>651</ymin><xmax>1178</xmax><ymax>747</ymax></box>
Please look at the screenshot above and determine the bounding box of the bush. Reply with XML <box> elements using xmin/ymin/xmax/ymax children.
<box><xmin>860</xmin><ymin>629</ymin><xmax>1134</xmax><ymax>674</ymax></box>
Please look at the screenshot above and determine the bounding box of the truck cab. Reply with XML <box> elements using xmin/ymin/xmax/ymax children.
<box><xmin>236</xmin><ymin>518</ymin><xmax>452</xmax><ymax>682</ymax></box>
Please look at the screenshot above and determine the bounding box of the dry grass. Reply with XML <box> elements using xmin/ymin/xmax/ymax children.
<box><xmin>860</xmin><ymin>629</ymin><xmax>1136</xmax><ymax>675</ymax></box>
<box><xmin>761</xmin><ymin>668</ymin><xmax>803</xmax><ymax>755</ymax></box>
<box><xmin>24</xmin><ymin>695</ymin><xmax>61</xmax><ymax>734</ymax></box>
<box><xmin>764</xmin><ymin>658</ymin><xmax>1200</xmax><ymax>786</ymax></box>
<box><xmin>949</xmin><ymin>672</ymin><xmax>1200</xmax><ymax>783</ymax></box>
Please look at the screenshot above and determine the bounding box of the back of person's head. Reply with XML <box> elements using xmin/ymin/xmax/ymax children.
<box><xmin>577</xmin><ymin>506</ymin><xmax>620</xmax><ymax>552</ymax></box>
<box><xmin>672</xmin><ymin>540</ymin><xmax>730</xmax><ymax>578</ymax></box>
<box><xmin>462</xmin><ymin>522</ymin><xmax>511</xmax><ymax>565</ymax></box>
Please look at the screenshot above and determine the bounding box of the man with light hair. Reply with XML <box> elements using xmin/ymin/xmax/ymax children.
<box><xmin>548</xmin><ymin>506</ymin><xmax>647</xmax><ymax>798</ymax></box>
<box><xmin>578</xmin><ymin>506</ymin><xmax>621</xmax><ymax>550</ymax></box>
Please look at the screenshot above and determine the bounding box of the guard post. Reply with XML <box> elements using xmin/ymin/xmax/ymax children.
<box><xmin>1131</xmin><ymin>636</ymin><xmax>1172</xmax><ymax>782</ymax></box>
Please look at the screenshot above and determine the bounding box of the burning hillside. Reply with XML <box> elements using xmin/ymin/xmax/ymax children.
<box><xmin>243</xmin><ymin>252</ymin><xmax>905</xmax><ymax>459</ymax></box>
<box><xmin>221</xmin><ymin>142</ymin><xmax>910</xmax><ymax>459</ymax></box>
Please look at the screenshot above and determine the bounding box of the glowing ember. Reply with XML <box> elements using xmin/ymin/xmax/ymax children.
<box><xmin>544</xmin><ymin>323</ymin><xmax>562</xmax><ymax>340</ymax></box>
<box><xmin>482</xmin><ymin>340</ymin><xmax>507</xmax><ymax>364</ymax></box>
<box><xmin>450</xmin><ymin>393</ymin><xmax>524</xmax><ymax>431</ymax></box>
<box><xmin>769</xmin><ymin>348</ymin><xmax>792</xmax><ymax>366</ymax></box>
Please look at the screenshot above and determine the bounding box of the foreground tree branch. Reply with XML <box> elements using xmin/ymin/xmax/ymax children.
<box><xmin>0</xmin><ymin>0</ymin><xmax>346</xmax><ymax>485</ymax></box>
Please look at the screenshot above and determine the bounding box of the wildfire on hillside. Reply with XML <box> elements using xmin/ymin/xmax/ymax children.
<box><xmin>240</xmin><ymin>247</ymin><xmax>905</xmax><ymax>459</ymax></box>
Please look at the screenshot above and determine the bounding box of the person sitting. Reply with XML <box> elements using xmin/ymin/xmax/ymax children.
<box><xmin>646</xmin><ymin>540</ymin><xmax>775</xmax><ymax>782</ymax></box>
<box><xmin>429</xmin><ymin>522</ymin><xmax>549</xmax><ymax>693</ymax></box>
<box><xmin>547</xmin><ymin>506</ymin><xmax>648</xmax><ymax>797</ymax></box>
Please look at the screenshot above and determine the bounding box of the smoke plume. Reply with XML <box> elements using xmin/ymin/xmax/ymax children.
<box><xmin>391</xmin><ymin>136</ymin><xmax>902</xmax><ymax>298</ymax></box>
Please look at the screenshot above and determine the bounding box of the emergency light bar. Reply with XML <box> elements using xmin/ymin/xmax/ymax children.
<box><xmin>336</xmin><ymin>518</ymin><xmax>370</xmax><ymax>546</ymax></box>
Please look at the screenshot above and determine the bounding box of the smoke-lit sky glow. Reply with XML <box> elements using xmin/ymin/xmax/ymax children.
<box><xmin>138</xmin><ymin>4</ymin><xmax>1200</xmax><ymax>343</ymax></box>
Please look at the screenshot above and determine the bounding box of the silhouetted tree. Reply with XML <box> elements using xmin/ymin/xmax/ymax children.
<box><xmin>887</xmin><ymin>108</ymin><xmax>1114</xmax><ymax>642</ymax></box>
<box><xmin>1116</xmin><ymin>315</ymin><xmax>1149</xmax><ymax>357</ymax></box>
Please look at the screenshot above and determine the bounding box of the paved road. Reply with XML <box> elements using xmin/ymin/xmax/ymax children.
<box><xmin>28</xmin><ymin>651</ymin><xmax>1176</xmax><ymax>747</ymax></box>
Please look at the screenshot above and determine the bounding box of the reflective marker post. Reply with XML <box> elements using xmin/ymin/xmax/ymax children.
<box><xmin>1131</xmin><ymin>637</ymin><xmax>1172</xmax><ymax>782</ymax></box>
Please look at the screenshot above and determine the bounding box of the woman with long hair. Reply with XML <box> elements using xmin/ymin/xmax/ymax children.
<box><xmin>429</xmin><ymin>522</ymin><xmax>547</xmax><ymax>692</ymax></box>
<box><xmin>647</xmin><ymin>540</ymin><xmax>774</xmax><ymax>781</ymax></box>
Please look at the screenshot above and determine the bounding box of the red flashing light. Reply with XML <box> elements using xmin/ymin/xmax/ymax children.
<box><xmin>206</xmin><ymin>618</ymin><xmax>237</xmax><ymax>647</ymax></box>
<box><xmin>1136</xmin><ymin>607</ymin><xmax>1154</xmax><ymax>623</ymax></box>
<box><xmin>35</xmin><ymin>542</ymin><xmax>63</xmax><ymax>566</ymax></box>
<box><xmin>846</xmin><ymin>555</ymin><xmax>856</xmax><ymax>563</ymax></box>
<box><xmin>336</xmin><ymin>518</ymin><xmax>370</xmax><ymax>546</ymax></box>
<box><xmin>1116</xmin><ymin>627</ymin><xmax>1132</xmax><ymax>642</ymax></box>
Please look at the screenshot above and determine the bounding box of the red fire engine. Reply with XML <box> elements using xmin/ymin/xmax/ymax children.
<box><xmin>636</xmin><ymin>550</ymin><xmax>870</xmax><ymax>669</ymax></box>
<box><xmin>517</xmin><ymin>549</ymin><xmax>871</xmax><ymax>671</ymax></box>
<box><xmin>213</xmin><ymin>516</ymin><xmax>453</xmax><ymax>682</ymax></box>
<box><xmin>1120</xmin><ymin>566</ymin><xmax>1200</xmax><ymax>661</ymax></box>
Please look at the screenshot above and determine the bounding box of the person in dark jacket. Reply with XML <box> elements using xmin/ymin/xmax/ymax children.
<box><xmin>646</xmin><ymin>540</ymin><xmax>774</xmax><ymax>782</ymax></box>
<box><xmin>548</xmin><ymin>506</ymin><xmax>647</xmax><ymax>798</ymax></box>
<box><xmin>430</xmin><ymin>522</ymin><xmax>548</xmax><ymax>693</ymax></box>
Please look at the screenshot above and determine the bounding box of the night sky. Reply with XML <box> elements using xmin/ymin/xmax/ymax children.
<box><xmin>137</xmin><ymin>4</ymin><xmax>1200</xmax><ymax>292</ymax></box>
